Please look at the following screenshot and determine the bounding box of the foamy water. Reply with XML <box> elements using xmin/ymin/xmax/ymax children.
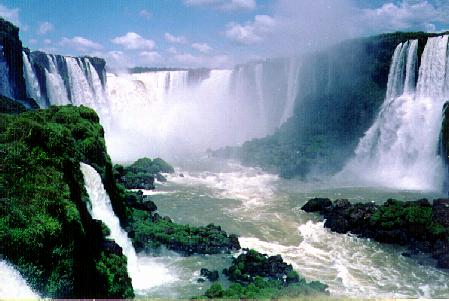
<box><xmin>151</xmin><ymin>160</ymin><xmax>449</xmax><ymax>298</ymax></box>
<box><xmin>168</xmin><ymin>163</ymin><xmax>278</xmax><ymax>209</ymax></box>
<box><xmin>0</xmin><ymin>261</ymin><xmax>40</xmax><ymax>298</ymax></box>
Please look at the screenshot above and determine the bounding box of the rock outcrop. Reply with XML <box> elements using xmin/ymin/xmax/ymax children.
<box><xmin>302</xmin><ymin>198</ymin><xmax>449</xmax><ymax>269</ymax></box>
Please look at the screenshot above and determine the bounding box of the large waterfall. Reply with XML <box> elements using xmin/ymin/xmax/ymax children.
<box><xmin>21</xmin><ymin>53</ymin><xmax>301</xmax><ymax>162</ymax></box>
<box><xmin>339</xmin><ymin>36</ymin><xmax>449</xmax><ymax>191</ymax></box>
<box><xmin>80</xmin><ymin>163</ymin><xmax>175</xmax><ymax>293</ymax></box>
<box><xmin>106</xmin><ymin>60</ymin><xmax>301</xmax><ymax>162</ymax></box>
<box><xmin>22</xmin><ymin>52</ymin><xmax>108</xmax><ymax>118</ymax></box>
<box><xmin>0</xmin><ymin>260</ymin><xmax>40</xmax><ymax>298</ymax></box>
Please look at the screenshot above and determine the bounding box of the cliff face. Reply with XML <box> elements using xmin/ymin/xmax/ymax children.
<box><xmin>0</xmin><ymin>105</ymin><xmax>133</xmax><ymax>298</ymax></box>
<box><xmin>0</xmin><ymin>18</ymin><xmax>26</xmax><ymax>101</ymax></box>
<box><xmin>223</xmin><ymin>32</ymin><xmax>448</xmax><ymax>179</ymax></box>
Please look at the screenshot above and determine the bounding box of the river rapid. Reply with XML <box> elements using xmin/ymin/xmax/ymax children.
<box><xmin>136</xmin><ymin>157</ymin><xmax>449</xmax><ymax>299</ymax></box>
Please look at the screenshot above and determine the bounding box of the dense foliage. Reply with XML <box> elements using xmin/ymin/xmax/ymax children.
<box><xmin>198</xmin><ymin>249</ymin><xmax>328</xmax><ymax>299</ymax></box>
<box><xmin>129</xmin><ymin>206</ymin><xmax>240</xmax><ymax>255</ymax></box>
<box><xmin>114</xmin><ymin>157</ymin><xmax>174</xmax><ymax>190</ymax></box>
<box><xmin>0</xmin><ymin>105</ymin><xmax>133</xmax><ymax>298</ymax></box>
<box><xmin>215</xmin><ymin>32</ymin><xmax>449</xmax><ymax>179</ymax></box>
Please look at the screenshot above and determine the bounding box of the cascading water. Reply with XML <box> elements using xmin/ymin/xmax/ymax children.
<box><xmin>45</xmin><ymin>55</ymin><xmax>70</xmax><ymax>106</ymax></box>
<box><xmin>22</xmin><ymin>52</ymin><xmax>44</xmax><ymax>106</ymax></box>
<box><xmin>79</xmin><ymin>162</ymin><xmax>175</xmax><ymax>293</ymax></box>
<box><xmin>0</xmin><ymin>260</ymin><xmax>40</xmax><ymax>298</ymax></box>
<box><xmin>280</xmin><ymin>57</ymin><xmax>301</xmax><ymax>124</ymax></box>
<box><xmin>339</xmin><ymin>36</ymin><xmax>449</xmax><ymax>191</ymax></box>
<box><xmin>23</xmin><ymin>53</ymin><xmax>108</xmax><ymax>116</ymax></box>
<box><xmin>0</xmin><ymin>45</ymin><xmax>12</xmax><ymax>98</ymax></box>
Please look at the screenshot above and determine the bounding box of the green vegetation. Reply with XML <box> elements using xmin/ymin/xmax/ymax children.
<box><xmin>129</xmin><ymin>208</ymin><xmax>240</xmax><ymax>255</ymax></box>
<box><xmin>197</xmin><ymin>249</ymin><xmax>328</xmax><ymax>299</ymax></box>
<box><xmin>370</xmin><ymin>199</ymin><xmax>447</xmax><ymax>237</ymax></box>
<box><xmin>114</xmin><ymin>157</ymin><xmax>174</xmax><ymax>189</ymax></box>
<box><xmin>0</xmin><ymin>105</ymin><xmax>133</xmax><ymax>298</ymax></box>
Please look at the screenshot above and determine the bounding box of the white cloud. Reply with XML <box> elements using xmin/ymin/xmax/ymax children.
<box><xmin>29</xmin><ymin>38</ymin><xmax>37</xmax><ymax>45</ymax></box>
<box><xmin>111</xmin><ymin>32</ymin><xmax>155</xmax><ymax>50</ymax></box>
<box><xmin>173</xmin><ymin>52</ymin><xmax>231</xmax><ymax>68</ymax></box>
<box><xmin>43</xmin><ymin>39</ymin><xmax>52</xmax><ymax>45</ymax></box>
<box><xmin>139</xmin><ymin>9</ymin><xmax>152</xmax><ymax>19</ymax></box>
<box><xmin>139</xmin><ymin>51</ymin><xmax>162</xmax><ymax>62</ymax></box>
<box><xmin>192</xmin><ymin>42</ymin><xmax>212</xmax><ymax>53</ymax></box>
<box><xmin>164</xmin><ymin>32</ymin><xmax>188</xmax><ymax>44</ymax></box>
<box><xmin>183</xmin><ymin>0</ymin><xmax>256</xmax><ymax>10</ymax></box>
<box><xmin>359</xmin><ymin>1</ymin><xmax>449</xmax><ymax>33</ymax></box>
<box><xmin>167</xmin><ymin>47</ymin><xmax>178</xmax><ymax>54</ymax></box>
<box><xmin>38</xmin><ymin>21</ymin><xmax>54</xmax><ymax>35</ymax></box>
<box><xmin>225</xmin><ymin>15</ymin><xmax>275</xmax><ymax>44</ymax></box>
<box><xmin>59</xmin><ymin>36</ymin><xmax>103</xmax><ymax>51</ymax></box>
<box><xmin>0</xmin><ymin>4</ymin><xmax>19</xmax><ymax>25</ymax></box>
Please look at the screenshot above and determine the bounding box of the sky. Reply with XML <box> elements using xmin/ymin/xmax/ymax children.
<box><xmin>1</xmin><ymin>0</ymin><xmax>449</xmax><ymax>69</ymax></box>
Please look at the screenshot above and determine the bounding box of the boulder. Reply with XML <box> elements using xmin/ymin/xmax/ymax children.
<box><xmin>200</xmin><ymin>268</ymin><xmax>219</xmax><ymax>282</ymax></box>
<box><xmin>432</xmin><ymin>199</ymin><xmax>449</xmax><ymax>227</ymax></box>
<box><xmin>301</xmin><ymin>198</ymin><xmax>332</xmax><ymax>212</ymax></box>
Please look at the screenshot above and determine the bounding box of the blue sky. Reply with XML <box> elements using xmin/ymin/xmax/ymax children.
<box><xmin>1</xmin><ymin>0</ymin><xmax>449</xmax><ymax>69</ymax></box>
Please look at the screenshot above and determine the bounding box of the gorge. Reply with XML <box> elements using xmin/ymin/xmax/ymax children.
<box><xmin>1</xmin><ymin>12</ymin><xmax>449</xmax><ymax>299</ymax></box>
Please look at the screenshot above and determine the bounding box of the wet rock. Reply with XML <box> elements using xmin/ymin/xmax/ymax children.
<box><xmin>156</xmin><ymin>173</ymin><xmax>167</xmax><ymax>182</ymax></box>
<box><xmin>432</xmin><ymin>199</ymin><xmax>449</xmax><ymax>227</ymax></box>
<box><xmin>201</xmin><ymin>268</ymin><xmax>219</xmax><ymax>282</ymax></box>
<box><xmin>437</xmin><ymin>254</ymin><xmax>449</xmax><ymax>269</ymax></box>
<box><xmin>301</xmin><ymin>198</ymin><xmax>332</xmax><ymax>212</ymax></box>
<box><xmin>102</xmin><ymin>240</ymin><xmax>123</xmax><ymax>256</ymax></box>
<box><xmin>324</xmin><ymin>213</ymin><xmax>350</xmax><ymax>234</ymax></box>
<box><xmin>302</xmin><ymin>197</ymin><xmax>449</xmax><ymax>271</ymax></box>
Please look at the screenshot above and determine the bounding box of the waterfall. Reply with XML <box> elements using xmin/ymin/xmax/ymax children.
<box><xmin>22</xmin><ymin>52</ymin><xmax>44</xmax><ymax>106</ymax></box>
<box><xmin>0</xmin><ymin>260</ymin><xmax>40</xmax><ymax>298</ymax></box>
<box><xmin>80</xmin><ymin>163</ymin><xmax>139</xmax><ymax>284</ymax></box>
<box><xmin>339</xmin><ymin>36</ymin><xmax>449</xmax><ymax>191</ymax></box>
<box><xmin>0</xmin><ymin>45</ymin><xmax>12</xmax><ymax>98</ymax></box>
<box><xmin>280</xmin><ymin>57</ymin><xmax>301</xmax><ymax>124</ymax></box>
<box><xmin>45</xmin><ymin>55</ymin><xmax>70</xmax><ymax>106</ymax></box>
<box><xmin>80</xmin><ymin>162</ymin><xmax>174</xmax><ymax>292</ymax></box>
<box><xmin>24</xmin><ymin>52</ymin><xmax>108</xmax><ymax>118</ymax></box>
<box><xmin>254</xmin><ymin>63</ymin><xmax>267</xmax><ymax>132</ymax></box>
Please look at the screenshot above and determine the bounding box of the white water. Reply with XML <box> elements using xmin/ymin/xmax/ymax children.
<box><xmin>106</xmin><ymin>69</ymin><xmax>269</xmax><ymax>161</ymax></box>
<box><xmin>46</xmin><ymin>55</ymin><xmax>70</xmax><ymax>106</ymax></box>
<box><xmin>0</xmin><ymin>260</ymin><xmax>40</xmax><ymax>298</ymax></box>
<box><xmin>22</xmin><ymin>52</ymin><xmax>44</xmax><ymax>106</ymax></box>
<box><xmin>80</xmin><ymin>163</ymin><xmax>176</xmax><ymax>293</ymax></box>
<box><xmin>339</xmin><ymin>36</ymin><xmax>449</xmax><ymax>191</ymax></box>
<box><xmin>280</xmin><ymin>57</ymin><xmax>301</xmax><ymax>124</ymax></box>
<box><xmin>151</xmin><ymin>160</ymin><xmax>449</xmax><ymax>298</ymax></box>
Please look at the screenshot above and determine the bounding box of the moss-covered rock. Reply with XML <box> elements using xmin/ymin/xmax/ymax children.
<box><xmin>302</xmin><ymin>197</ymin><xmax>449</xmax><ymax>269</ymax></box>
<box><xmin>129</xmin><ymin>207</ymin><xmax>240</xmax><ymax>255</ymax></box>
<box><xmin>114</xmin><ymin>157</ymin><xmax>174</xmax><ymax>189</ymax></box>
<box><xmin>0</xmin><ymin>105</ymin><xmax>133</xmax><ymax>298</ymax></box>
<box><xmin>197</xmin><ymin>249</ymin><xmax>328</xmax><ymax>299</ymax></box>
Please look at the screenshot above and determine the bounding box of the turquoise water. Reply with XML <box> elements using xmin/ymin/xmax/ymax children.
<box><xmin>138</xmin><ymin>158</ymin><xmax>449</xmax><ymax>298</ymax></box>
